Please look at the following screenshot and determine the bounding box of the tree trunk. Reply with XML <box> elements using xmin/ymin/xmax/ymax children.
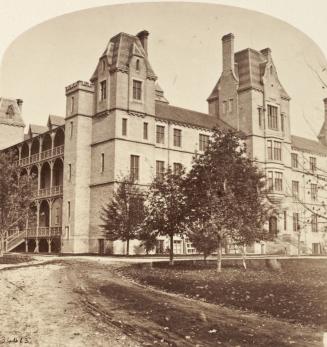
<box><xmin>126</xmin><ymin>238</ymin><xmax>130</xmax><ymax>256</ymax></box>
<box><xmin>216</xmin><ymin>236</ymin><xmax>222</xmax><ymax>272</ymax></box>
<box><xmin>242</xmin><ymin>244</ymin><xmax>247</xmax><ymax>271</ymax></box>
<box><xmin>169</xmin><ymin>234</ymin><xmax>174</xmax><ymax>266</ymax></box>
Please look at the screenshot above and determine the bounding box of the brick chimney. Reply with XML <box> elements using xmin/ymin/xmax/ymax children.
<box><xmin>222</xmin><ymin>33</ymin><xmax>235</xmax><ymax>74</ymax></box>
<box><xmin>137</xmin><ymin>30</ymin><xmax>149</xmax><ymax>55</ymax></box>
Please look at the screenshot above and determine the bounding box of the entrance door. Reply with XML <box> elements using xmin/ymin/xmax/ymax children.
<box><xmin>312</xmin><ymin>243</ymin><xmax>320</xmax><ymax>255</ymax></box>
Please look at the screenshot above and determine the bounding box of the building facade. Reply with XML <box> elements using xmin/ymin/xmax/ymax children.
<box><xmin>1</xmin><ymin>31</ymin><xmax>327</xmax><ymax>255</ymax></box>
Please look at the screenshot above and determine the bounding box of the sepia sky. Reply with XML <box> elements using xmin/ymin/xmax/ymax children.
<box><xmin>1</xmin><ymin>2</ymin><xmax>327</xmax><ymax>139</ymax></box>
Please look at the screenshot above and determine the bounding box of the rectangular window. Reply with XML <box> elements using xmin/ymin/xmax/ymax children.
<box><xmin>101</xmin><ymin>153</ymin><xmax>104</xmax><ymax>173</ymax></box>
<box><xmin>281</xmin><ymin>113</ymin><xmax>285</xmax><ymax>132</ymax></box>
<box><xmin>143</xmin><ymin>122</ymin><xmax>148</xmax><ymax>140</ymax></box>
<box><xmin>68</xmin><ymin>164</ymin><xmax>72</xmax><ymax>182</ymax></box>
<box><xmin>274</xmin><ymin>172</ymin><xmax>283</xmax><ymax>191</ymax></box>
<box><xmin>222</xmin><ymin>101</ymin><xmax>227</xmax><ymax>114</ymax></box>
<box><xmin>100</xmin><ymin>80</ymin><xmax>107</xmax><ymax>100</ymax></box>
<box><xmin>309</xmin><ymin>157</ymin><xmax>316</xmax><ymax>172</ymax></box>
<box><xmin>311</xmin><ymin>214</ymin><xmax>318</xmax><ymax>232</ymax></box>
<box><xmin>68</xmin><ymin>201</ymin><xmax>71</xmax><ymax>220</ymax></box>
<box><xmin>156</xmin><ymin>125</ymin><xmax>165</xmax><ymax>144</ymax></box>
<box><xmin>71</xmin><ymin>97</ymin><xmax>74</xmax><ymax>114</ymax></box>
<box><xmin>130</xmin><ymin>155</ymin><xmax>139</xmax><ymax>181</ymax></box>
<box><xmin>292</xmin><ymin>180</ymin><xmax>299</xmax><ymax>197</ymax></box>
<box><xmin>283</xmin><ymin>210</ymin><xmax>287</xmax><ymax>231</ymax></box>
<box><xmin>228</xmin><ymin>99</ymin><xmax>233</xmax><ymax>112</ymax></box>
<box><xmin>258</xmin><ymin>107</ymin><xmax>263</xmax><ymax>128</ymax></box>
<box><xmin>291</xmin><ymin>153</ymin><xmax>298</xmax><ymax>168</ymax></box>
<box><xmin>267</xmin><ymin>105</ymin><xmax>278</xmax><ymax>130</ymax></box>
<box><xmin>133</xmin><ymin>80</ymin><xmax>142</xmax><ymax>100</ymax></box>
<box><xmin>122</xmin><ymin>118</ymin><xmax>127</xmax><ymax>136</ymax></box>
<box><xmin>267</xmin><ymin>171</ymin><xmax>273</xmax><ymax>191</ymax></box>
<box><xmin>310</xmin><ymin>183</ymin><xmax>318</xmax><ymax>201</ymax></box>
<box><xmin>173</xmin><ymin>129</ymin><xmax>182</xmax><ymax>147</ymax></box>
<box><xmin>173</xmin><ymin>162</ymin><xmax>183</xmax><ymax>176</ymax></box>
<box><xmin>156</xmin><ymin>160</ymin><xmax>165</xmax><ymax>181</ymax></box>
<box><xmin>199</xmin><ymin>134</ymin><xmax>209</xmax><ymax>151</ymax></box>
<box><xmin>273</xmin><ymin>141</ymin><xmax>282</xmax><ymax>161</ymax></box>
<box><xmin>267</xmin><ymin>140</ymin><xmax>273</xmax><ymax>160</ymax></box>
<box><xmin>70</xmin><ymin>121</ymin><xmax>73</xmax><ymax>139</ymax></box>
<box><xmin>293</xmin><ymin>213</ymin><xmax>300</xmax><ymax>231</ymax></box>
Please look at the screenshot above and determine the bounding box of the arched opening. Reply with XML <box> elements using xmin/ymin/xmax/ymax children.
<box><xmin>21</xmin><ymin>143</ymin><xmax>29</xmax><ymax>158</ymax></box>
<box><xmin>53</xmin><ymin>159</ymin><xmax>63</xmax><ymax>187</ymax></box>
<box><xmin>40</xmin><ymin>162</ymin><xmax>51</xmax><ymax>189</ymax></box>
<box><xmin>31</xmin><ymin>138</ymin><xmax>40</xmax><ymax>155</ymax></box>
<box><xmin>51</xmin><ymin>198</ymin><xmax>62</xmax><ymax>227</ymax></box>
<box><xmin>20</xmin><ymin>168</ymin><xmax>28</xmax><ymax>177</ymax></box>
<box><xmin>54</xmin><ymin>128</ymin><xmax>65</xmax><ymax>147</ymax></box>
<box><xmin>51</xmin><ymin>238</ymin><xmax>61</xmax><ymax>253</ymax></box>
<box><xmin>269</xmin><ymin>216</ymin><xmax>278</xmax><ymax>236</ymax></box>
<box><xmin>42</xmin><ymin>134</ymin><xmax>52</xmax><ymax>152</ymax></box>
<box><xmin>39</xmin><ymin>239</ymin><xmax>49</xmax><ymax>252</ymax></box>
<box><xmin>39</xmin><ymin>200</ymin><xmax>49</xmax><ymax>227</ymax></box>
<box><xmin>136</xmin><ymin>59</ymin><xmax>140</xmax><ymax>71</ymax></box>
<box><xmin>11</xmin><ymin>146</ymin><xmax>19</xmax><ymax>161</ymax></box>
<box><xmin>27</xmin><ymin>239</ymin><xmax>36</xmax><ymax>253</ymax></box>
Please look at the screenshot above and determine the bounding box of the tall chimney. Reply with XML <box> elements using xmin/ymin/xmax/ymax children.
<box><xmin>16</xmin><ymin>99</ymin><xmax>23</xmax><ymax>112</ymax></box>
<box><xmin>222</xmin><ymin>33</ymin><xmax>235</xmax><ymax>74</ymax></box>
<box><xmin>137</xmin><ymin>30</ymin><xmax>149</xmax><ymax>55</ymax></box>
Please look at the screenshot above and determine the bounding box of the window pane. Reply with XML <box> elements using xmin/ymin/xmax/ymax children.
<box><xmin>122</xmin><ymin>118</ymin><xmax>127</xmax><ymax>136</ymax></box>
<box><xmin>130</xmin><ymin>155</ymin><xmax>139</xmax><ymax>181</ymax></box>
<box><xmin>143</xmin><ymin>122</ymin><xmax>148</xmax><ymax>140</ymax></box>
<box><xmin>156</xmin><ymin>125</ymin><xmax>165</xmax><ymax>144</ymax></box>
<box><xmin>133</xmin><ymin>80</ymin><xmax>142</xmax><ymax>100</ymax></box>
<box><xmin>173</xmin><ymin>129</ymin><xmax>182</xmax><ymax>147</ymax></box>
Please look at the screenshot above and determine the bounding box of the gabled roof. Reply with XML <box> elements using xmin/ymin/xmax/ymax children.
<box><xmin>28</xmin><ymin>124</ymin><xmax>48</xmax><ymax>136</ymax></box>
<box><xmin>291</xmin><ymin>135</ymin><xmax>327</xmax><ymax>156</ymax></box>
<box><xmin>48</xmin><ymin>115</ymin><xmax>65</xmax><ymax>128</ymax></box>
<box><xmin>234</xmin><ymin>48</ymin><xmax>290</xmax><ymax>99</ymax></box>
<box><xmin>91</xmin><ymin>32</ymin><xmax>157</xmax><ymax>81</ymax></box>
<box><xmin>155</xmin><ymin>102</ymin><xmax>233</xmax><ymax>130</ymax></box>
<box><xmin>0</xmin><ymin>98</ymin><xmax>25</xmax><ymax>127</ymax></box>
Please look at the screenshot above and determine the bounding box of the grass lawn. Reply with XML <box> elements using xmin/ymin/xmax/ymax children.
<box><xmin>0</xmin><ymin>253</ymin><xmax>33</xmax><ymax>264</ymax></box>
<box><xmin>120</xmin><ymin>259</ymin><xmax>327</xmax><ymax>329</ymax></box>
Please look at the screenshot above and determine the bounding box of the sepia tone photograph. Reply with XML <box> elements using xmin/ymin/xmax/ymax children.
<box><xmin>0</xmin><ymin>1</ymin><xmax>326</xmax><ymax>346</ymax></box>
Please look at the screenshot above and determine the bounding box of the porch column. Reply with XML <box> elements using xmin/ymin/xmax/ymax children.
<box><xmin>51</xmin><ymin>132</ymin><xmax>55</xmax><ymax>151</ymax></box>
<box><xmin>25</xmin><ymin>239</ymin><xmax>28</xmax><ymax>253</ymax></box>
<box><xmin>35</xmin><ymin>201</ymin><xmax>40</xmax><ymax>253</ymax></box>
<box><xmin>49</xmin><ymin>199</ymin><xmax>53</xmax><ymax>235</ymax></box>
<box><xmin>37</xmin><ymin>164</ymin><xmax>41</xmax><ymax>191</ymax></box>
<box><xmin>28</xmin><ymin>142</ymin><xmax>32</xmax><ymax>158</ymax></box>
<box><xmin>39</xmin><ymin>136</ymin><xmax>43</xmax><ymax>154</ymax></box>
<box><xmin>49</xmin><ymin>161</ymin><xmax>54</xmax><ymax>189</ymax></box>
<box><xmin>18</xmin><ymin>145</ymin><xmax>22</xmax><ymax>161</ymax></box>
<box><xmin>47</xmin><ymin>239</ymin><xmax>52</xmax><ymax>253</ymax></box>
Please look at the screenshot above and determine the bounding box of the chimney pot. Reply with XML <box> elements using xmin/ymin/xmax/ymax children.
<box><xmin>137</xmin><ymin>30</ymin><xmax>149</xmax><ymax>55</ymax></box>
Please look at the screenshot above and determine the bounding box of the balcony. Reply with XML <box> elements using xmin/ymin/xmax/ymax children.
<box><xmin>267</xmin><ymin>191</ymin><xmax>285</xmax><ymax>204</ymax></box>
<box><xmin>18</xmin><ymin>145</ymin><xmax>64</xmax><ymax>167</ymax></box>
<box><xmin>35</xmin><ymin>185</ymin><xmax>63</xmax><ymax>199</ymax></box>
<box><xmin>26</xmin><ymin>227</ymin><xmax>62</xmax><ymax>237</ymax></box>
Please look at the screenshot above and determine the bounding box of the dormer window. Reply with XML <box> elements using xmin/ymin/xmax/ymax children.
<box><xmin>100</xmin><ymin>80</ymin><xmax>107</xmax><ymax>101</ymax></box>
<box><xmin>136</xmin><ymin>59</ymin><xmax>140</xmax><ymax>71</ymax></box>
<box><xmin>133</xmin><ymin>80</ymin><xmax>142</xmax><ymax>100</ymax></box>
<box><xmin>270</xmin><ymin>65</ymin><xmax>273</xmax><ymax>75</ymax></box>
<box><xmin>6</xmin><ymin>105</ymin><xmax>14</xmax><ymax>119</ymax></box>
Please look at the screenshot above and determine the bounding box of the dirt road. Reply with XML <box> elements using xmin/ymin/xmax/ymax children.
<box><xmin>0</xmin><ymin>259</ymin><xmax>323</xmax><ymax>346</ymax></box>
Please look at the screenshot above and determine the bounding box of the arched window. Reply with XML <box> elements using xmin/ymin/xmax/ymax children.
<box><xmin>270</xmin><ymin>65</ymin><xmax>273</xmax><ymax>75</ymax></box>
<box><xmin>136</xmin><ymin>59</ymin><xmax>140</xmax><ymax>71</ymax></box>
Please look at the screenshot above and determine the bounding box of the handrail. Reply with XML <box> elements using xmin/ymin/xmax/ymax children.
<box><xmin>17</xmin><ymin>145</ymin><xmax>64</xmax><ymax>166</ymax></box>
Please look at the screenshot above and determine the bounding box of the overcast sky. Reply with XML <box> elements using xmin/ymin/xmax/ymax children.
<box><xmin>1</xmin><ymin>2</ymin><xmax>326</xmax><ymax>140</ymax></box>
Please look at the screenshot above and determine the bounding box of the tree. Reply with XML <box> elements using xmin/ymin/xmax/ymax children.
<box><xmin>185</xmin><ymin>220</ymin><xmax>218</xmax><ymax>263</ymax></box>
<box><xmin>143</xmin><ymin>167</ymin><xmax>187</xmax><ymax>265</ymax></box>
<box><xmin>0</xmin><ymin>151</ymin><xmax>35</xmax><ymax>256</ymax></box>
<box><xmin>184</xmin><ymin>128</ymin><xmax>271</xmax><ymax>272</ymax></box>
<box><xmin>138</xmin><ymin>228</ymin><xmax>157</xmax><ymax>255</ymax></box>
<box><xmin>100</xmin><ymin>177</ymin><xmax>144</xmax><ymax>255</ymax></box>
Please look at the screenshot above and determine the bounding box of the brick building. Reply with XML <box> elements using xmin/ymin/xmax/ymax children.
<box><xmin>1</xmin><ymin>31</ymin><xmax>327</xmax><ymax>255</ymax></box>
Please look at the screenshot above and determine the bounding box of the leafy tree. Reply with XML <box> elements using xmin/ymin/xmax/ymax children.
<box><xmin>0</xmin><ymin>151</ymin><xmax>35</xmax><ymax>256</ymax></box>
<box><xmin>185</xmin><ymin>220</ymin><xmax>218</xmax><ymax>263</ymax></box>
<box><xmin>138</xmin><ymin>228</ymin><xmax>157</xmax><ymax>255</ymax></box>
<box><xmin>143</xmin><ymin>167</ymin><xmax>187</xmax><ymax>265</ymax></box>
<box><xmin>100</xmin><ymin>177</ymin><xmax>144</xmax><ymax>255</ymax></box>
<box><xmin>184</xmin><ymin>128</ymin><xmax>271</xmax><ymax>272</ymax></box>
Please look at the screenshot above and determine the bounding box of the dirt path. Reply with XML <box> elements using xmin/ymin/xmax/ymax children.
<box><xmin>0</xmin><ymin>259</ymin><xmax>323</xmax><ymax>346</ymax></box>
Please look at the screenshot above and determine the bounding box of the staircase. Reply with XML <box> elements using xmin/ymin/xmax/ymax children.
<box><xmin>4</xmin><ymin>229</ymin><xmax>26</xmax><ymax>252</ymax></box>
